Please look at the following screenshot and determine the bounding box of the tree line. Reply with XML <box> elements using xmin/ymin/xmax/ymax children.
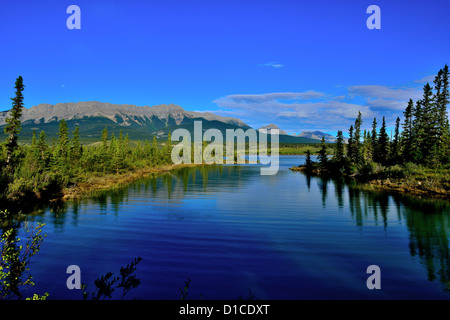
<box><xmin>306</xmin><ymin>65</ymin><xmax>449</xmax><ymax>175</ymax></box>
<box><xmin>0</xmin><ymin>76</ymin><xmax>173</xmax><ymax>203</ymax></box>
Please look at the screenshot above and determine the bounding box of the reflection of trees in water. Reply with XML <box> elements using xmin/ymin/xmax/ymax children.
<box><xmin>401</xmin><ymin>197</ymin><xmax>450</xmax><ymax>288</ymax></box>
<box><xmin>314</xmin><ymin>175</ymin><xmax>450</xmax><ymax>293</ymax></box>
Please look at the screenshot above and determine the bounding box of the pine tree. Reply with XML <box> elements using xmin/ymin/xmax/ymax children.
<box><xmin>101</xmin><ymin>126</ymin><xmax>109</xmax><ymax>152</ymax></box>
<box><xmin>70</xmin><ymin>127</ymin><xmax>81</xmax><ymax>162</ymax></box>
<box><xmin>37</xmin><ymin>130</ymin><xmax>49</xmax><ymax>168</ymax></box>
<box><xmin>411</xmin><ymin>99</ymin><xmax>425</xmax><ymax>163</ymax></box>
<box><xmin>401</xmin><ymin>99</ymin><xmax>414</xmax><ymax>162</ymax></box>
<box><xmin>436</xmin><ymin>64</ymin><xmax>450</xmax><ymax>162</ymax></box>
<box><xmin>165</xmin><ymin>132</ymin><xmax>172</xmax><ymax>163</ymax></box>
<box><xmin>362</xmin><ymin>129</ymin><xmax>373</xmax><ymax>162</ymax></box>
<box><xmin>305</xmin><ymin>149</ymin><xmax>313</xmax><ymax>170</ymax></box>
<box><xmin>420</xmin><ymin>83</ymin><xmax>436</xmax><ymax>162</ymax></box>
<box><xmin>57</xmin><ymin>119</ymin><xmax>69</xmax><ymax>162</ymax></box>
<box><xmin>371</xmin><ymin>118</ymin><xmax>377</xmax><ymax>161</ymax></box>
<box><xmin>334</xmin><ymin>130</ymin><xmax>345</xmax><ymax>164</ymax></box>
<box><xmin>391</xmin><ymin>117</ymin><xmax>400</xmax><ymax>163</ymax></box>
<box><xmin>25</xmin><ymin>130</ymin><xmax>40</xmax><ymax>174</ymax></box>
<box><xmin>4</xmin><ymin>76</ymin><xmax>25</xmax><ymax>169</ymax></box>
<box><xmin>347</xmin><ymin>125</ymin><xmax>354</xmax><ymax>162</ymax></box>
<box><xmin>353</xmin><ymin>111</ymin><xmax>363</xmax><ymax>164</ymax></box>
<box><xmin>318</xmin><ymin>136</ymin><xmax>328</xmax><ymax>167</ymax></box>
<box><xmin>376</xmin><ymin>117</ymin><xmax>390</xmax><ymax>165</ymax></box>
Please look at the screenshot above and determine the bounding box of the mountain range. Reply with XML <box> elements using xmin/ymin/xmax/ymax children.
<box><xmin>0</xmin><ymin>101</ymin><xmax>335</xmax><ymax>143</ymax></box>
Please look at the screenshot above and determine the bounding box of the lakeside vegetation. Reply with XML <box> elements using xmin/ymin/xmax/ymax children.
<box><xmin>292</xmin><ymin>65</ymin><xmax>450</xmax><ymax>197</ymax></box>
<box><xmin>0</xmin><ymin>76</ymin><xmax>182</xmax><ymax>209</ymax></box>
<box><xmin>278</xmin><ymin>143</ymin><xmax>334</xmax><ymax>155</ymax></box>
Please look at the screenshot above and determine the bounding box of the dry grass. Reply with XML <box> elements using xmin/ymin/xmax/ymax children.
<box><xmin>62</xmin><ymin>163</ymin><xmax>199</xmax><ymax>200</ymax></box>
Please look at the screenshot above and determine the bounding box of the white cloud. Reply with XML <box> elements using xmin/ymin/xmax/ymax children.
<box><xmin>348</xmin><ymin>85</ymin><xmax>422</xmax><ymax>101</ymax></box>
<box><xmin>414</xmin><ymin>75</ymin><xmax>435</xmax><ymax>84</ymax></box>
<box><xmin>211</xmin><ymin>80</ymin><xmax>428</xmax><ymax>132</ymax></box>
<box><xmin>212</xmin><ymin>91</ymin><xmax>375</xmax><ymax>131</ymax></box>
<box><xmin>258</xmin><ymin>62</ymin><xmax>285</xmax><ymax>68</ymax></box>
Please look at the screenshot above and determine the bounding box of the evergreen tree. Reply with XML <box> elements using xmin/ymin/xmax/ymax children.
<box><xmin>70</xmin><ymin>127</ymin><xmax>81</xmax><ymax>162</ymax></box>
<box><xmin>101</xmin><ymin>126</ymin><xmax>109</xmax><ymax>153</ymax></box>
<box><xmin>124</xmin><ymin>133</ymin><xmax>130</xmax><ymax>156</ymax></box>
<box><xmin>435</xmin><ymin>64</ymin><xmax>450</xmax><ymax>162</ymax></box>
<box><xmin>4</xmin><ymin>76</ymin><xmax>25</xmax><ymax>169</ymax></box>
<box><xmin>318</xmin><ymin>136</ymin><xmax>328</xmax><ymax>167</ymax></box>
<box><xmin>390</xmin><ymin>117</ymin><xmax>400</xmax><ymax>163</ymax></box>
<box><xmin>144</xmin><ymin>140</ymin><xmax>151</xmax><ymax>158</ymax></box>
<box><xmin>353</xmin><ymin>111</ymin><xmax>363</xmax><ymax>164</ymax></box>
<box><xmin>376</xmin><ymin>117</ymin><xmax>390</xmax><ymax>165</ymax></box>
<box><xmin>304</xmin><ymin>149</ymin><xmax>313</xmax><ymax>171</ymax></box>
<box><xmin>37</xmin><ymin>130</ymin><xmax>48</xmax><ymax>168</ymax></box>
<box><xmin>371</xmin><ymin>118</ymin><xmax>377</xmax><ymax>161</ymax></box>
<box><xmin>411</xmin><ymin>99</ymin><xmax>425</xmax><ymax>163</ymax></box>
<box><xmin>334</xmin><ymin>130</ymin><xmax>345</xmax><ymax>164</ymax></box>
<box><xmin>151</xmin><ymin>136</ymin><xmax>158</xmax><ymax>164</ymax></box>
<box><xmin>420</xmin><ymin>83</ymin><xmax>436</xmax><ymax>162</ymax></box>
<box><xmin>362</xmin><ymin>129</ymin><xmax>373</xmax><ymax>162</ymax></box>
<box><xmin>401</xmin><ymin>99</ymin><xmax>414</xmax><ymax>162</ymax></box>
<box><xmin>165</xmin><ymin>132</ymin><xmax>172</xmax><ymax>163</ymax></box>
<box><xmin>57</xmin><ymin>119</ymin><xmax>69</xmax><ymax>162</ymax></box>
<box><xmin>25</xmin><ymin>130</ymin><xmax>40</xmax><ymax>174</ymax></box>
<box><xmin>347</xmin><ymin>125</ymin><xmax>354</xmax><ymax>162</ymax></box>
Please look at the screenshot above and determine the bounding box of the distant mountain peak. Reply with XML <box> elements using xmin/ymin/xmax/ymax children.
<box><xmin>258</xmin><ymin>123</ymin><xmax>288</xmax><ymax>135</ymax></box>
<box><xmin>297</xmin><ymin>130</ymin><xmax>337</xmax><ymax>142</ymax></box>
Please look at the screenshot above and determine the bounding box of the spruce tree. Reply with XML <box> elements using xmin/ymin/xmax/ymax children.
<box><xmin>401</xmin><ymin>99</ymin><xmax>414</xmax><ymax>162</ymax></box>
<box><xmin>436</xmin><ymin>65</ymin><xmax>450</xmax><ymax>162</ymax></box>
<box><xmin>412</xmin><ymin>100</ymin><xmax>425</xmax><ymax>163</ymax></box>
<box><xmin>57</xmin><ymin>119</ymin><xmax>69</xmax><ymax>161</ymax></box>
<box><xmin>353</xmin><ymin>111</ymin><xmax>363</xmax><ymax>164</ymax></box>
<box><xmin>37</xmin><ymin>130</ymin><xmax>48</xmax><ymax>168</ymax></box>
<box><xmin>362</xmin><ymin>129</ymin><xmax>373</xmax><ymax>162</ymax></box>
<box><xmin>376</xmin><ymin>117</ymin><xmax>390</xmax><ymax>165</ymax></box>
<box><xmin>347</xmin><ymin>125</ymin><xmax>354</xmax><ymax>162</ymax></box>
<box><xmin>371</xmin><ymin>118</ymin><xmax>377</xmax><ymax>161</ymax></box>
<box><xmin>334</xmin><ymin>130</ymin><xmax>345</xmax><ymax>164</ymax></box>
<box><xmin>4</xmin><ymin>76</ymin><xmax>25</xmax><ymax>169</ymax></box>
<box><xmin>101</xmin><ymin>127</ymin><xmax>108</xmax><ymax>152</ymax></box>
<box><xmin>305</xmin><ymin>149</ymin><xmax>313</xmax><ymax>171</ymax></box>
<box><xmin>70</xmin><ymin>127</ymin><xmax>81</xmax><ymax>162</ymax></box>
<box><xmin>165</xmin><ymin>132</ymin><xmax>172</xmax><ymax>163</ymax></box>
<box><xmin>420</xmin><ymin>83</ymin><xmax>436</xmax><ymax>162</ymax></box>
<box><xmin>391</xmin><ymin>117</ymin><xmax>400</xmax><ymax>163</ymax></box>
<box><xmin>318</xmin><ymin>136</ymin><xmax>328</xmax><ymax>167</ymax></box>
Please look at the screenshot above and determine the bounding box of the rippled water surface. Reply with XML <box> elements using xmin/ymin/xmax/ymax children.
<box><xmin>24</xmin><ymin>156</ymin><xmax>450</xmax><ymax>299</ymax></box>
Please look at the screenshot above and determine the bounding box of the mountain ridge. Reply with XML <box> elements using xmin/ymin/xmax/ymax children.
<box><xmin>0</xmin><ymin>101</ymin><xmax>323</xmax><ymax>143</ymax></box>
<box><xmin>0</xmin><ymin>101</ymin><xmax>250</xmax><ymax>128</ymax></box>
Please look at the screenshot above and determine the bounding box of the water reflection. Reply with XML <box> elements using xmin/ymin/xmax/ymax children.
<box><xmin>29</xmin><ymin>161</ymin><xmax>450</xmax><ymax>296</ymax></box>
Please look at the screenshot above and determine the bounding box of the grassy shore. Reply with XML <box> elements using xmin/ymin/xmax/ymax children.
<box><xmin>290</xmin><ymin>163</ymin><xmax>450</xmax><ymax>198</ymax></box>
<box><xmin>61</xmin><ymin>163</ymin><xmax>200</xmax><ymax>200</ymax></box>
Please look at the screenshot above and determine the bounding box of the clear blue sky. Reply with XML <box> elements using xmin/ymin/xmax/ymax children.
<box><xmin>1</xmin><ymin>0</ymin><xmax>449</xmax><ymax>135</ymax></box>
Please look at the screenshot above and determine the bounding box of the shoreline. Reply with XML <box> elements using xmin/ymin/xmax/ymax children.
<box><xmin>289</xmin><ymin>165</ymin><xmax>450</xmax><ymax>199</ymax></box>
<box><xmin>61</xmin><ymin>163</ymin><xmax>201</xmax><ymax>200</ymax></box>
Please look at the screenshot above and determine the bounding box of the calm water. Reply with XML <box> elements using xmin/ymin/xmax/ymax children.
<box><xmin>21</xmin><ymin>156</ymin><xmax>450</xmax><ymax>299</ymax></box>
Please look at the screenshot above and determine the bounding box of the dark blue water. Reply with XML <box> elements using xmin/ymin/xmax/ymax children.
<box><xmin>21</xmin><ymin>156</ymin><xmax>450</xmax><ymax>299</ymax></box>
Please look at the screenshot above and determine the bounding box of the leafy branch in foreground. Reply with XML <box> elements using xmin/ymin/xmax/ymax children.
<box><xmin>81</xmin><ymin>256</ymin><xmax>143</xmax><ymax>300</ymax></box>
<box><xmin>0</xmin><ymin>210</ymin><xmax>47</xmax><ymax>300</ymax></box>
<box><xmin>179</xmin><ymin>278</ymin><xmax>191</xmax><ymax>300</ymax></box>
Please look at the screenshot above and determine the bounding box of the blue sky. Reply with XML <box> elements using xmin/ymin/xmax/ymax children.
<box><xmin>0</xmin><ymin>0</ymin><xmax>449</xmax><ymax>136</ymax></box>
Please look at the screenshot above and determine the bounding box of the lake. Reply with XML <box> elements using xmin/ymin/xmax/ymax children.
<box><xmin>21</xmin><ymin>156</ymin><xmax>450</xmax><ymax>299</ymax></box>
